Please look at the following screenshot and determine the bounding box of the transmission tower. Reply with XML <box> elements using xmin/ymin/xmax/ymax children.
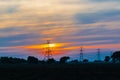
<box><xmin>45</xmin><ymin>40</ymin><xmax>52</xmax><ymax>60</ymax></box>
<box><xmin>79</xmin><ymin>46</ymin><xmax>83</xmax><ymax>61</ymax></box>
<box><xmin>97</xmin><ymin>49</ymin><xmax>101</xmax><ymax>61</ymax></box>
<box><xmin>111</xmin><ymin>51</ymin><xmax>113</xmax><ymax>55</ymax></box>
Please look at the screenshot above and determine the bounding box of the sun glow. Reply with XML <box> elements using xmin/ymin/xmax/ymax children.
<box><xmin>49</xmin><ymin>43</ymin><xmax>56</xmax><ymax>48</ymax></box>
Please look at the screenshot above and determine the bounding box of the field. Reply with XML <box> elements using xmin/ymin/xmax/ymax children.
<box><xmin>0</xmin><ymin>63</ymin><xmax>120</xmax><ymax>80</ymax></box>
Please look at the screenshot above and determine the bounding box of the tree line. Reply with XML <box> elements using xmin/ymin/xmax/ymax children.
<box><xmin>0</xmin><ymin>51</ymin><xmax>120</xmax><ymax>64</ymax></box>
<box><xmin>0</xmin><ymin>56</ymin><xmax>71</xmax><ymax>64</ymax></box>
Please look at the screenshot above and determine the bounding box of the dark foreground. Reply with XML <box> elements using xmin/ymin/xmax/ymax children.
<box><xmin>0</xmin><ymin>63</ymin><xmax>120</xmax><ymax>80</ymax></box>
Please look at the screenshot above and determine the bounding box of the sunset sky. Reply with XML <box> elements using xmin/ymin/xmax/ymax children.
<box><xmin>0</xmin><ymin>0</ymin><xmax>120</xmax><ymax>61</ymax></box>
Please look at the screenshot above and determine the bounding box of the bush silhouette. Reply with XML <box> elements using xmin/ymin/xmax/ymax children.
<box><xmin>27</xmin><ymin>56</ymin><xmax>39</xmax><ymax>64</ymax></box>
<box><xmin>60</xmin><ymin>56</ymin><xmax>70</xmax><ymax>63</ymax></box>
<box><xmin>83</xmin><ymin>59</ymin><xmax>89</xmax><ymax>62</ymax></box>
<box><xmin>104</xmin><ymin>56</ymin><xmax>110</xmax><ymax>62</ymax></box>
<box><xmin>47</xmin><ymin>58</ymin><xmax>56</xmax><ymax>64</ymax></box>
<box><xmin>70</xmin><ymin>59</ymin><xmax>79</xmax><ymax>63</ymax></box>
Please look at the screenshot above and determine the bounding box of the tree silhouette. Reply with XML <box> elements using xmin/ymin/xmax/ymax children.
<box><xmin>111</xmin><ymin>51</ymin><xmax>120</xmax><ymax>63</ymax></box>
<box><xmin>0</xmin><ymin>57</ymin><xmax>26</xmax><ymax>64</ymax></box>
<box><xmin>60</xmin><ymin>56</ymin><xmax>70</xmax><ymax>63</ymax></box>
<box><xmin>104</xmin><ymin>56</ymin><xmax>110</xmax><ymax>62</ymax></box>
<box><xmin>27</xmin><ymin>56</ymin><xmax>39</xmax><ymax>64</ymax></box>
<box><xmin>0</xmin><ymin>57</ymin><xmax>9</xmax><ymax>63</ymax></box>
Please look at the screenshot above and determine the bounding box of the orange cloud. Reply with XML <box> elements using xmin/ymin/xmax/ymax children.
<box><xmin>18</xmin><ymin>42</ymin><xmax>73</xmax><ymax>55</ymax></box>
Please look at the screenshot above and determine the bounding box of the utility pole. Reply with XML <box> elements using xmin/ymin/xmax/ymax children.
<box><xmin>97</xmin><ymin>49</ymin><xmax>101</xmax><ymax>61</ymax></box>
<box><xmin>80</xmin><ymin>46</ymin><xmax>83</xmax><ymax>62</ymax></box>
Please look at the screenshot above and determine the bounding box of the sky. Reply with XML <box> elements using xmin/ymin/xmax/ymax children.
<box><xmin>0</xmin><ymin>0</ymin><xmax>120</xmax><ymax>61</ymax></box>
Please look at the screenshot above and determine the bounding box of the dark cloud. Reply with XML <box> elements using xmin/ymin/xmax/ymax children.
<box><xmin>58</xmin><ymin>27</ymin><xmax>120</xmax><ymax>46</ymax></box>
<box><xmin>0</xmin><ymin>5</ymin><xmax>18</xmax><ymax>14</ymax></box>
<box><xmin>6</xmin><ymin>6</ymin><xmax>18</xmax><ymax>14</ymax></box>
<box><xmin>0</xmin><ymin>33</ymin><xmax>41</xmax><ymax>47</ymax></box>
<box><xmin>75</xmin><ymin>10</ymin><xmax>120</xmax><ymax>24</ymax></box>
<box><xmin>0</xmin><ymin>27</ymin><xmax>23</xmax><ymax>32</ymax></box>
<box><xmin>72</xmin><ymin>27</ymin><xmax>120</xmax><ymax>36</ymax></box>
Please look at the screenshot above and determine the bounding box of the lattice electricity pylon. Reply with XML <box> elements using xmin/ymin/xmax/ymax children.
<box><xmin>44</xmin><ymin>40</ymin><xmax>53</xmax><ymax>60</ymax></box>
<box><xmin>79</xmin><ymin>47</ymin><xmax>84</xmax><ymax>62</ymax></box>
<box><xmin>97</xmin><ymin>48</ymin><xmax>101</xmax><ymax>61</ymax></box>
